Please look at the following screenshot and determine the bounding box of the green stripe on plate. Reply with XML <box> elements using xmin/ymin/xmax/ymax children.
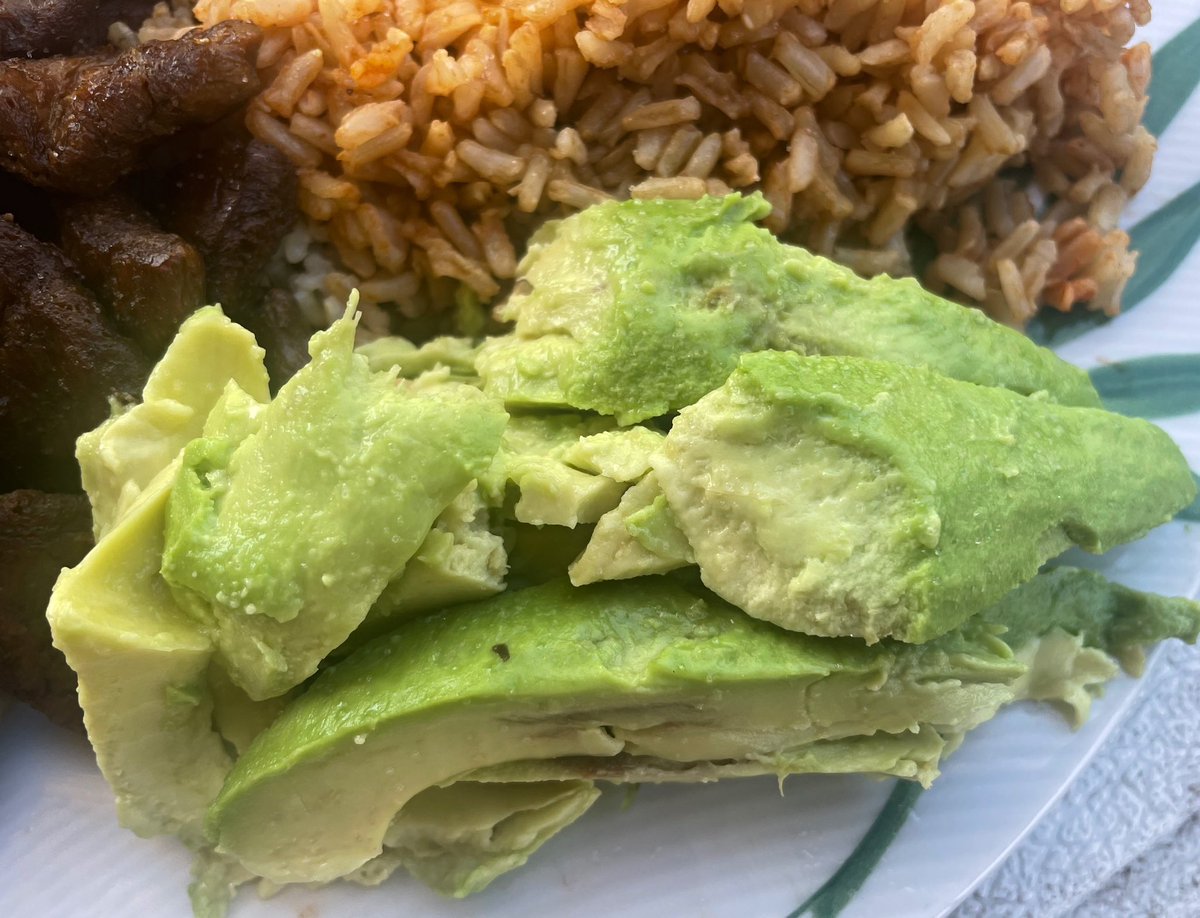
<box><xmin>1089</xmin><ymin>353</ymin><xmax>1200</xmax><ymax>419</ymax></box>
<box><xmin>1144</xmin><ymin>17</ymin><xmax>1200</xmax><ymax>137</ymax></box>
<box><xmin>786</xmin><ymin>781</ymin><xmax>924</xmax><ymax>918</ymax></box>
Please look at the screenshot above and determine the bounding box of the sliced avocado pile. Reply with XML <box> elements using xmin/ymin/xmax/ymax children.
<box><xmin>46</xmin><ymin>196</ymin><xmax>1200</xmax><ymax>917</ymax></box>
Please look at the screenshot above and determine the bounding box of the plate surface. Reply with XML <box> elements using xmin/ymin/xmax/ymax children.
<box><xmin>3</xmin><ymin>9</ymin><xmax>1200</xmax><ymax>917</ymax></box>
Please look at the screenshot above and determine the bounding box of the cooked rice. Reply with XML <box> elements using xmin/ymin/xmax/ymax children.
<box><xmin>188</xmin><ymin>0</ymin><xmax>1156</xmax><ymax>330</ymax></box>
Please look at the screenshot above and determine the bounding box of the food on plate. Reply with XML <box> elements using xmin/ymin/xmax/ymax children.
<box><xmin>58</xmin><ymin>192</ymin><xmax>207</xmax><ymax>357</ymax></box>
<box><xmin>42</xmin><ymin>193</ymin><xmax>1200</xmax><ymax>915</ymax></box>
<box><xmin>642</xmin><ymin>350</ymin><xmax>1194</xmax><ymax>643</ymax></box>
<box><xmin>476</xmin><ymin>194</ymin><xmax>1099</xmax><ymax>424</ymax></box>
<box><xmin>0</xmin><ymin>0</ymin><xmax>1168</xmax><ymax>734</ymax></box>
<box><xmin>0</xmin><ymin>21</ymin><xmax>263</xmax><ymax>193</ymax></box>
<box><xmin>160</xmin><ymin>306</ymin><xmax>506</xmax><ymax>699</ymax></box>
<box><xmin>201</xmin><ymin>568</ymin><xmax>1195</xmax><ymax>903</ymax></box>
<box><xmin>197</xmin><ymin>0</ymin><xmax>1153</xmax><ymax>327</ymax></box>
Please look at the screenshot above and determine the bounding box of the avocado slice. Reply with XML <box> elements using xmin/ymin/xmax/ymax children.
<box><xmin>207</xmin><ymin>578</ymin><xmax>1023</xmax><ymax>887</ymax></box>
<box><xmin>986</xmin><ymin>566</ymin><xmax>1200</xmax><ymax>726</ymax></box>
<box><xmin>48</xmin><ymin>460</ymin><xmax>231</xmax><ymax>843</ymax></box>
<box><xmin>495</xmin><ymin>414</ymin><xmax>629</xmax><ymax>527</ymax></box>
<box><xmin>77</xmin><ymin>306</ymin><xmax>269</xmax><ymax>539</ymax></box>
<box><xmin>569</xmin><ymin>473</ymin><xmax>692</xmax><ymax>585</ymax></box>
<box><xmin>651</xmin><ymin>351</ymin><xmax>1195</xmax><ymax>644</ymax></box>
<box><xmin>981</xmin><ymin>566</ymin><xmax>1200</xmax><ymax>674</ymax></box>
<box><xmin>356</xmin><ymin>334</ymin><xmax>480</xmax><ymax>380</ymax></box>
<box><xmin>160</xmin><ymin>308</ymin><xmax>508</xmax><ymax>700</ymax></box>
<box><xmin>477</xmin><ymin>194</ymin><xmax>1099</xmax><ymax>423</ymax></box>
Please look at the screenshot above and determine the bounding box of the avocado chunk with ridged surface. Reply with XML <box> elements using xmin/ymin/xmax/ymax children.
<box><xmin>479</xmin><ymin>194</ymin><xmax>1099</xmax><ymax>423</ymax></box>
<box><xmin>207</xmin><ymin>578</ymin><xmax>1023</xmax><ymax>888</ymax></box>
<box><xmin>652</xmin><ymin>351</ymin><xmax>1195</xmax><ymax>643</ymax></box>
<box><xmin>160</xmin><ymin>308</ymin><xmax>507</xmax><ymax>700</ymax></box>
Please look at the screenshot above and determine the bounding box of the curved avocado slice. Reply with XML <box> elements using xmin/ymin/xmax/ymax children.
<box><xmin>77</xmin><ymin>306</ymin><xmax>269</xmax><ymax>540</ymax></box>
<box><xmin>207</xmin><ymin>579</ymin><xmax>1022</xmax><ymax>886</ymax></box>
<box><xmin>653</xmin><ymin>351</ymin><xmax>1196</xmax><ymax>644</ymax></box>
<box><xmin>478</xmin><ymin>194</ymin><xmax>1099</xmax><ymax>423</ymax></box>
<box><xmin>160</xmin><ymin>308</ymin><xmax>508</xmax><ymax>700</ymax></box>
<box><xmin>48</xmin><ymin>460</ymin><xmax>231</xmax><ymax>843</ymax></box>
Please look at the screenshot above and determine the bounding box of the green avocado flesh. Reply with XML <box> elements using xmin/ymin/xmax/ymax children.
<box><xmin>45</xmin><ymin>195</ymin><xmax>1200</xmax><ymax>915</ymax></box>
<box><xmin>208</xmin><ymin>579</ymin><xmax>1022</xmax><ymax>885</ymax></box>
<box><xmin>477</xmin><ymin>194</ymin><xmax>1099</xmax><ymax>423</ymax></box>
<box><xmin>160</xmin><ymin>309</ymin><xmax>507</xmax><ymax>700</ymax></box>
<box><xmin>77</xmin><ymin>307</ymin><xmax>270</xmax><ymax>540</ymax></box>
<box><xmin>651</xmin><ymin>351</ymin><xmax>1195</xmax><ymax>643</ymax></box>
<box><xmin>209</xmin><ymin>573</ymin><xmax>1200</xmax><ymax>891</ymax></box>
<box><xmin>49</xmin><ymin>463</ymin><xmax>232</xmax><ymax>842</ymax></box>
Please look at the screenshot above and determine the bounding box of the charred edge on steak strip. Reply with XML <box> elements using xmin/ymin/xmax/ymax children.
<box><xmin>58</xmin><ymin>191</ymin><xmax>206</xmax><ymax>358</ymax></box>
<box><xmin>0</xmin><ymin>21</ymin><xmax>262</xmax><ymax>193</ymax></box>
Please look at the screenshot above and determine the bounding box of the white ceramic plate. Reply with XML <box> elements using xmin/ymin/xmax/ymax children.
<box><xmin>3</xmin><ymin>8</ymin><xmax>1199</xmax><ymax>917</ymax></box>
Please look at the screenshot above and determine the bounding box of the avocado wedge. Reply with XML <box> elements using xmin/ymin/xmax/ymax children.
<box><xmin>651</xmin><ymin>351</ymin><xmax>1195</xmax><ymax>643</ymax></box>
<box><xmin>477</xmin><ymin>194</ymin><xmax>1099</xmax><ymax>423</ymax></box>
<box><xmin>160</xmin><ymin>308</ymin><xmax>507</xmax><ymax>700</ymax></box>
<box><xmin>207</xmin><ymin>578</ymin><xmax>1024</xmax><ymax>887</ymax></box>
<box><xmin>77</xmin><ymin>306</ymin><xmax>269</xmax><ymax>540</ymax></box>
<box><xmin>48</xmin><ymin>460</ymin><xmax>231</xmax><ymax>842</ymax></box>
<box><xmin>206</xmin><ymin>570</ymin><xmax>1200</xmax><ymax>899</ymax></box>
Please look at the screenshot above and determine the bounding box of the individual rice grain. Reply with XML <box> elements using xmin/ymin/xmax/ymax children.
<box><xmin>621</xmin><ymin>97</ymin><xmax>703</xmax><ymax>131</ymax></box>
<box><xmin>631</xmin><ymin>175</ymin><xmax>708</xmax><ymax>199</ymax></box>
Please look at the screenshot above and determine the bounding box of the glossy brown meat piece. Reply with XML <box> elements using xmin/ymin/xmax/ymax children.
<box><xmin>59</xmin><ymin>192</ymin><xmax>205</xmax><ymax>358</ymax></box>
<box><xmin>0</xmin><ymin>0</ymin><xmax>158</xmax><ymax>58</ymax></box>
<box><xmin>0</xmin><ymin>217</ymin><xmax>149</xmax><ymax>492</ymax></box>
<box><xmin>245</xmin><ymin>287</ymin><xmax>312</xmax><ymax>387</ymax></box>
<box><xmin>0</xmin><ymin>490</ymin><xmax>92</xmax><ymax>732</ymax></box>
<box><xmin>0</xmin><ymin>21</ymin><xmax>262</xmax><ymax>193</ymax></box>
<box><xmin>159</xmin><ymin>125</ymin><xmax>298</xmax><ymax>318</ymax></box>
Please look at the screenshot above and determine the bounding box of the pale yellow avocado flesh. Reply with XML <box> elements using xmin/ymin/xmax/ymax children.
<box><xmin>48</xmin><ymin>462</ymin><xmax>230</xmax><ymax>843</ymax></box>
<box><xmin>76</xmin><ymin>307</ymin><xmax>269</xmax><ymax>540</ymax></box>
<box><xmin>653</xmin><ymin>417</ymin><xmax>916</xmax><ymax>641</ymax></box>
<box><xmin>569</xmin><ymin>474</ymin><xmax>691</xmax><ymax>584</ymax></box>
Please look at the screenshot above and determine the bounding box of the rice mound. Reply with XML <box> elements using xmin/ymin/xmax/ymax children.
<box><xmin>193</xmin><ymin>0</ymin><xmax>1155</xmax><ymax>330</ymax></box>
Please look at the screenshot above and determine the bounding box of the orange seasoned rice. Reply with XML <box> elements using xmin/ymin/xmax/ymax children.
<box><xmin>189</xmin><ymin>0</ymin><xmax>1156</xmax><ymax>331</ymax></box>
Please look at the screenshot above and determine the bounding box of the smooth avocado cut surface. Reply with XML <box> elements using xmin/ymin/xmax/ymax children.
<box><xmin>160</xmin><ymin>309</ymin><xmax>507</xmax><ymax>700</ymax></box>
<box><xmin>482</xmin><ymin>194</ymin><xmax>1098</xmax><ymax>423</ymax></box>
<box><xmin>653</xmin><ymin>351</ymin><xmax>1196</xmax><ymax>644</ymax></box>
<box><xmin>77</xmin><ymin>306</ymin><xmax>270</xmax><ymax>539</ymax></box>
<box><xmin>569</xmin><ymin>474</ymin><xmax>692</xmax><ymax>585</ymax></box>
<box><xmin>342</xmin><ymin>780</ymin><xmax>600</xmax><ymax>897</ymax></box>
<box><xmin>495</xmin><ymin>414</ymin><xmax>629</xmax><ymax>527</ymax></box>
<box><xmin>208</xmin><ymin>579</ymin><xmax>1022</xmax><ymax>886</ymax></box>
<box><xmin>47</xmin><ymin>461</ymin><xmax>231</xmax><ymax>842</ymax></box>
